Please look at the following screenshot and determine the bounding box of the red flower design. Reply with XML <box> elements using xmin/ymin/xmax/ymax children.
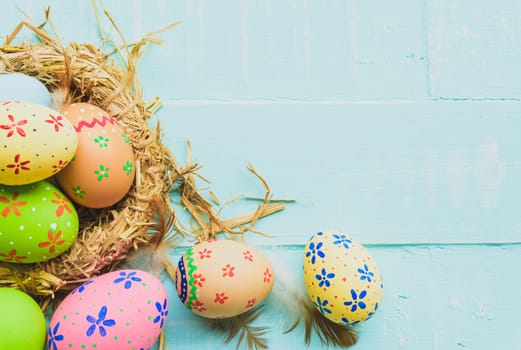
<box><xmin>0</xmin><ymin>114</ymin><xmax>28</xmax><ymax>137</ymax></box>
<box><xmin>198</xmin><ymin>248</ymin><xmax>212</xmax><ymax>260</ymax></box>
<box><xmin>246</xmin><ymin>298</ymin><xmax>257</xmax><ymax>308</ymax></box>
<box><xmin>6</xmin><ymin>154</ymin><xmax>30</xmax><ymax>174</ymax></box>
<box><xmin>0</xmin><ymin>192</ymin><xmax>27</xmax><ymax>217</ymax></box>
<box><xmin>193</xmin><ymin>273</ymin><xmax>206</xmax><ymax>287</ymax></box>
<box><xmin>192</xmin><ymin>300</ymin><xmax>206</xmax><ymax>312</ymax></box>
<box><xmin>243</xmin><ymin>250</ymin><xmax>254</xmax><ymax>262</ymax></box>
<box><xmin>52</xmin><ymin>159</ymin><xmax>68</xmax><ymax>174</ymax></box>
<box><xmin>263</xmin><ymin>267</ymin><xmax>272</xmax><ymax>284</ymax></box>
<box><xmin>0</xmin><ymin>249</ymin><xmax>27</xmax><ymax>263</ymax></box>
<box><xmin>214</xmin><ymin>292</ymin><xmax>229</xmax><ymax>304</ymax></box>
<box><xmin>222</xmin><ymin>264</ymin><xmax>236</xmax><ymax>277</ymax></box>
<box><xmin>38</xmin><ymin>229</ymin><xmax>66</xmax><ymax>253</ymax></box>
<box><xmin>51</xmin><ymin>192</ymin><xmax>72</xmax><ymax>217</ymax></box>
<box><xmin>45</xmin><ymin>114</ymin><xmax>64</xmax><ymax>132</ymax></box>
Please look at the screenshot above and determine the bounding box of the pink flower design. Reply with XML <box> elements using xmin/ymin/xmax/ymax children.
<box><xmin>222</xmin><ymin>264</ymin><xmax>236</xmax><ymax>278</ymax></box>
<box><xmin>263</xmin><ymin>267</ymin><xmax>272</xmax><ymax>284</ymax></box>
<box><xmin>214</xmin><ymin>292</ymin><xmax>229</xmax><ymax>304</ymax></box>
<box><xmin>45</xmin><ymin>114</ymin><xmax>64</xmax><ymax>132</ymax></box>
<box><xmin>6</xmin><ymin>154</ymin><xmax>30</xmax><ymax>174</ymax></box>
<box><xmin>193</xmin><ymin>273</ymin><xmax>206</xmax><ymax>287</ymax></box>
<box><xmin>243</xmin><ymin>250</ymin><xmax>254</xmax><ymax>262</ymax></box>
<box><xmin>0</xmin><ymin>192</ymin><xmax>27</xmax><ymax>217</ymax></box>
<box><xmin>0</xmin><ymin>114</ymin><xmax>28</xmax><ymax>137</ymax></box>
<box><xmin>198</xmin><ymin>248</ymin><xmax>212</xmax><ymax>260</ymax></box>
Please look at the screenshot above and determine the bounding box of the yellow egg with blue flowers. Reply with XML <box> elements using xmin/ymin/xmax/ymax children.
<box><xmin>303</xmin><ymin>230</ymin><xmax>383</xmax><ymax>325</ymax></box>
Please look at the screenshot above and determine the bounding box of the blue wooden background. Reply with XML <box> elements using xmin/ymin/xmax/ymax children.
<box><xmin>2</xmin><ymin>0</ymin><xmax>521</xmax><ymax>349</ymax></box>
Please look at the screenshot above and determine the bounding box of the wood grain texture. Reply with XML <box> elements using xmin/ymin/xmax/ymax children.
<box><xmin>1</xmin><ymin>0</ymin><xmax>520</xmax><ymax>349</ymax></box>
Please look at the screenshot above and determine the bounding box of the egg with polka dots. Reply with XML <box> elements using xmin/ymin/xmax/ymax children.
<box><xmin>55</xmin><ymin>102</ymin><xmax>136</xmax><ymax>208</ymax></box>
<box><xmin>303</xmin><ymin>231</ymin><xmax>383</xmax><ymax>326</ymax></box>
<box><xmin>0</xmin><ymin>180</ymin><xmax>79</xmax><ymax>263</ymax></box>
<box><xmin>175</xmin><ymin>239</ymin><xmax>275</xmax><ymax>319</ymax></box>
<box><xmin>48</xmin><ymin>269</ymin><xmax>169</xmax><ymax>350</ymax></box>
<box><xmin>0</xmin><ymin>101</ymin><xmax>78</xmax><ymax>185</ymax></box>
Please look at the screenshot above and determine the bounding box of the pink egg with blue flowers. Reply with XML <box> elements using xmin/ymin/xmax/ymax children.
<box><xmin>47</xmin><ymin>269</ymin><xmax>168</xmax><ymax>350</ymax></box>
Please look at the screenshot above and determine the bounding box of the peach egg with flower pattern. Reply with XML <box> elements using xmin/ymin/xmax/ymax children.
<box><xmin>55</xmin><ymin>102</ymin><xmax>135</xmax><ymax>208</ymax></box>
<box><xmin>0</xmin><ymin>101</ymin><xmax>77</xmax><ymax>185</ymax></box>
<box><xmin>0</xmin><ymin>180</ymin><xmax>79</xmax><ymax>263</ymax></box>
<box><xmin>303</xmin><ymin>231</ymin><xmax>383</xmax><ymax>325</ymax></box>
<box><xmin>175</xmin><ymin>239</ymin><xmax>275</xmax><ymax>319</ymax></box>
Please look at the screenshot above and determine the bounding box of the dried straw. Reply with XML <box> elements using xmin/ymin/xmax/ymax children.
<box><xmin>0</xmin><ymin>7</ymin><xmax>284</xmax><ymax>303</ymax></box>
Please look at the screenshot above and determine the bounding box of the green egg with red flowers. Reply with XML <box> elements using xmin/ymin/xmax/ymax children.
<box><xmin>0</xmin><ymin>180</ymin><xmax>79</xmax><ymax>263</ymax></box>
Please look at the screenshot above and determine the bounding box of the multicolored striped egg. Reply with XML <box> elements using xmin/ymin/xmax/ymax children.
<box><xmin>175</xmin><ymin>239</ymin><xmax>275</xmax><ymax>319</ymax></box>
<box><xmin>303</xmin><ymin>231</ymin><xmax>383</xmax><ymax>326</ymax></box>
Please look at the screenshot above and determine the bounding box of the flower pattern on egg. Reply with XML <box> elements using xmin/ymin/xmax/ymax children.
<box><xmin>86</xmin><ymin>305</ymin><xmax>116</xmax><ymax>337</ymax></box>
<box><xmin>176</xmin><ymin>239</ymin><xmax>275</xmax><ymax>319</ymax></box>
<box><xmin>47</xmin><ymin>270</ymin><xmax>168</xmax><ymax>349</ymax></box>
<box><xmin>303</xmin><ymin>231</ymin><xmax>383</xmax><ymax>325</ymax></box>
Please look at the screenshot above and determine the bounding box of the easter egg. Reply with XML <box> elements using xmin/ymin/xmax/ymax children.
<box><xmin>0</xmin><ymin>72</ymin><xmax>52</xmax><ymax>106</ymax></box>
<box><xmin>303</xmin><ymin>231</ymin><xmax>383</xmax><ymax>326</ymax></box>
<box><xmin>0</xmin><ymin>287</ymin><xmax>47</xmax><ymax>350</ymax></box>
<box><xmin>0</xmin><ymin>101</ymin><xmax>78</xmax><ymax>185</ymax></box>
<box><xmin>175</xmin><ymin>239</ymin><xmax>275</xmax><ymax>319</ymax></box>
<box><xmin>47</xmin><ymin>269</ymin><xmax>168</xmax><ymax>350</ymax></box>
<box><xmin>0</xmin><ymin>180</ymin><xmax>79</xmax><ymax>263</ymax></box>
<box><xmin>55</xmin><ymin>103</ymin><xmax>136</xmax><ymax>208</ymax></box>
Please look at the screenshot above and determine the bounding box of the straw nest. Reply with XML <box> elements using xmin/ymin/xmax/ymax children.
<box><xmin>0</xmin><ymin>9</ymin><xmax>284</xmax><ymax>304</ymax></box>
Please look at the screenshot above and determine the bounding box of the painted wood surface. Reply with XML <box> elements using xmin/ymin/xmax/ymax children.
<box><xmin>1</xmin><ymin>0</ymin><xmax>521</xmax><ymax>349</ymax></box>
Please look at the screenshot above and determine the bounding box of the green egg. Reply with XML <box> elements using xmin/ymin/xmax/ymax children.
<box><xmin>0</xmin><ymin>287</ymin><xmax>46</xmax><ymax>350</ymax></box>
<box><xmin>0</xmin><ymin>180</ymin><xmax>79</xmax><ymax>263</ymax></box>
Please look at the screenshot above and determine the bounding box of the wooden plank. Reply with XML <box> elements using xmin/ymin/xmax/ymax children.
<box><xmin>0</xmin><ymin>0</ymin><xmax>428</xmax><ymax>101</ymax></box>
<box><xmin>428</xmin><ymin>0</ymin><xmax>521</xmax><ymax>99</ymax></box>
<box><xmin>136</xmin><ymin>0</ymin><xmax>429</xmax><ymax>101</ymax></box>
<box><xmin>159</xmin><ymin>101</ymin><xmax>521</xmax><ymax>245</ymax></box>
<box><xmin>161</xmin><ymin>244</ymin><xmax>521</xmax><ymax>349</ymax></box>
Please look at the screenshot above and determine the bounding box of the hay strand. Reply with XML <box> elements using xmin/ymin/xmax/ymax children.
<box><xmin>0</xmin><ymin>6</ymin><xmax>284</xmax><ymax>302</ymax></box>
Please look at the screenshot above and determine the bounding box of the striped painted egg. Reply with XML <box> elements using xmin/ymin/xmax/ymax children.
<box><xmin>55</xmin><ymin>103</ymin><xmax>135</xmax><ymax>208</ymax></box>
<box><xmin>303</xmin><ymin>231</ymin><xmax>383</xmax><ymax>326</ymax></box>
<box><xmin>175</xmin><ymin>239</ymin><xmax>275</xmax><ymax>319</ymax></box>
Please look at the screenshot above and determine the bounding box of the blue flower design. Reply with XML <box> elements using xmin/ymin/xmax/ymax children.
<box><xmin>341</xmin><ymin>317</ymin><xmax>360</xmax><ymax>326</ymax></box>
<box><xmin>47</xmin><ymin>322</ymin><xmax>64</xmax><ymax>350</ymax></box>
<box><xmin>153</xmin><ymin>298</ymin><xmax>169</xmax><ymax>329</ymax></box>
<box><xmin>357</xmin><ymin>264</ymin><xmax>374</xmax><ymax>282</ymax></box>
<box><xmin>86</xmin><ymin>305</ymin><xmax>116</xmax><ymax>337</ymax></box>
<box><xmin>312</xmin><ymin>297</ymin><xmax>332</xmax><ymax>316</ymax></box>
<box><xmin>332</xmin><ymin>234</ymin><xmax>352</xmax><ymax>249</ymax></box>
<box><xmin>113</xmin><ymin>271</ymin><xmax>142</xmax><ymax>289</ymax></box>
<box><xmin>315</xmin><ymin>267</ymin><xmax>335</xmax><ymax>288</ymax></box>
<box><xmin>72</xmin><ymin>279</ymin><xmax>94</xmax><ymax>294</ymax></box>
<box><xmin>305</xmin><ymin>241</ymin><xmax>325</xmax><ymax>264</ymax></box>
<box><xmin>344</xmin><ymin>289</ymin><xmax>367</xmax><ymax>312</ymax></box>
